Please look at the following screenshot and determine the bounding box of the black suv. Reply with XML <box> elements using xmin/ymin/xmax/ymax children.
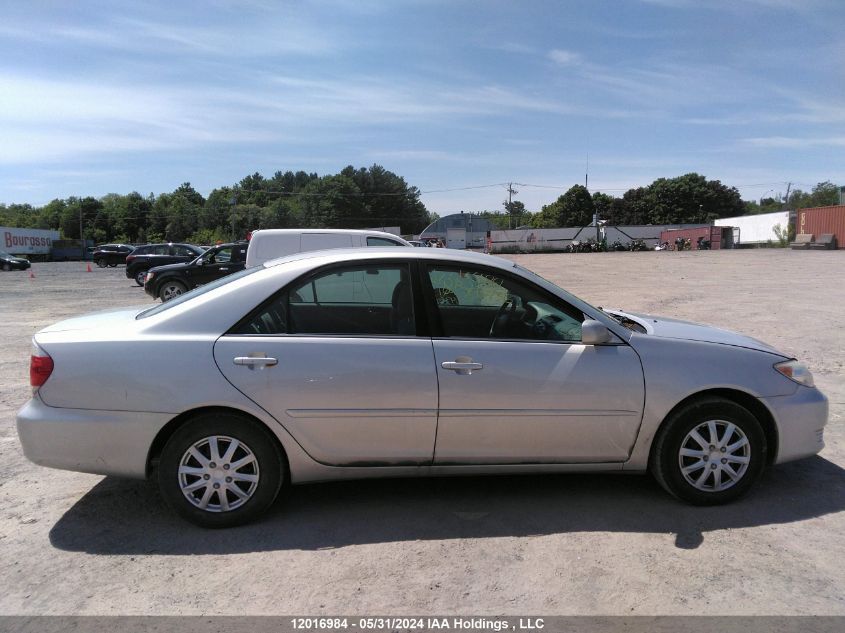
<box><xmin>125</xmin><ymin>243</ymin><xmax>206</xmax><ymax>286</ymax></box>
<box><xmin>144</xmin><ymin>241</ymin><xmax>249</xmax><ymax>301</ymax></box>
<box><xmin>92</xmin><ymin>243</ymin><xmax>135</xmax><ymax>268</ymax></box>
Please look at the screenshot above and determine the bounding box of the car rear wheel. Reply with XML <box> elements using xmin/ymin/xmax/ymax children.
<box><xmin>158</xmin><ymin>412</ymin><xmax>284</xmax><ymax>528</ymax></box>
<box><xmin>134</xmin><ymin>269</ymin><xmax>148</xmax><ymax>286</ymax></box>
<box><xmin>96</xmin><ymin>259</ymin><xmax>107</xmax><ymax>268</ymax></box>
<box><xmin>650</xmin><ymin>397</ymin><xmax>766</xmax><ymax>505</ymax></box>
<box><xmin>159</xmin><ymin>280</ymin><xmax>188</xmax><ymax>301</ymax></box>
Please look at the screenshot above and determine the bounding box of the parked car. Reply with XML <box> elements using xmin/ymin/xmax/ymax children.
<box><xmin>125</xmin><ymin>243</ymin><xmax>206</xmax><ymax>286</ymax></box>
<box><xmin>17</xmin><ymin>249</ymin><xmax>827</xmax><ymax>527</ymax></box>
<box><xmin>144</xmin><ymin>241</ymin><xmax>249</xmax><ymax>301</ymax></box>
<box><xmin>0</xmin><ymin>251</ymin><xmax>31</xmax><ymax>271</ymax></box>
<box><xmin>245</xmin><ymin>228</ymin><xmax>411</xmax><ymax>268</ymax></box>
<box><xmin>92</xmin><ymin>244</ymin><xmax>135</xmax><ymax>268</ymax></box>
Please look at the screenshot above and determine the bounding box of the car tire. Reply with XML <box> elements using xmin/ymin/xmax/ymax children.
<box><xmin>158</xmin><ymin>280</ymin><xmax>188</xmax><ymax>302</ymax></box>
<box><xmin>134</xmin><ymin>269</ymin><xmax>148</xmax><ymax>286</ymax></box>
<box><xmin>158</xmin><ymin>411</ymin><xmax>285</xmax><ymax>528</ymax></box>
<box><xmin>650</xmin><ymin>396</ymin><xmax>766</xmax><ymax>505</ymax></box>
<box><xmin>2</xmin><ymin>263</ymin><xmax>10</xmax><ymax>271</ymax></box>
<box><xmin>96</xmin><ymin>259</ymin><xmax>107</xmax><ymax>268</ymax></box>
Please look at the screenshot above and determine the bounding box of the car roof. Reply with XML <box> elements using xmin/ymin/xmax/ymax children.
<box><xmin>262</xmin><ymin>247</ymin><xmax>517</xmax><ymax>271</ymax></box>
<box><xmin>251</xmin><ymin>228</ymin><xmax>403</xmax><ymax>237</ymax></box>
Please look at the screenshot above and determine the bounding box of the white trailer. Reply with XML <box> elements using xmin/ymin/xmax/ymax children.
<box><xmin>714</xmin><ymin>211</ymin><xmax>789</xmax><ymax>245</ymax></box>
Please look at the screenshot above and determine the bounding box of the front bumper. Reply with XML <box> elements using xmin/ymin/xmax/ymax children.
<box><xmin>761</xmin><ymin>385</ymin><xmax>828</xmax><ymax>464</ymax></box>
<box><xmin>16</xmin><ymin>395</ymin><xmax>172</xmax><ymax>479</ymax></box>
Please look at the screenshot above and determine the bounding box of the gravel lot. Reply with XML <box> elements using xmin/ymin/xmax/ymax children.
<box><xmin>0</xmin><ymin>249</ymin><xmax>843</xmax><ymax>615</ymax></box>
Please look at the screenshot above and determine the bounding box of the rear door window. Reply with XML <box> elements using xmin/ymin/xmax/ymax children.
<box><xmin>232</xmin><ymin>263</ymin><xmax>415</xmax><ymax>336</ymax></box>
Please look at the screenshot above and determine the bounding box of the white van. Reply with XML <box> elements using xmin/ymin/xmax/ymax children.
<box><xmin>245</xmin><ymin>229</ymin><xmax>412</xmax><ymax>268</ymax></box>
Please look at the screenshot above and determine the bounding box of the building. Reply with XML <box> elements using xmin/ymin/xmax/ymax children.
<box><xmin>419</xmin><ymin>213</ymin><xmax>495</xmax><ymax>249</ymax></box>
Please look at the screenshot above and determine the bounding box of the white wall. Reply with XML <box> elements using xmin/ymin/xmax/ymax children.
<box><xmin>1</xmin><ymin>226</ymin><xmax>60</xmax><ymax>254</ymax></box>
<box><xmin>714</xmin><ymin>211</ymin><xmax>788</xmax><ymax>244</ymax></box>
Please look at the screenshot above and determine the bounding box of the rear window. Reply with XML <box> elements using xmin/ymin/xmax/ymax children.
<box><xmin>136</xmin><ymin>266</ymin><xmax>262</xmax><ymax>319</ymax></box>
<box><xmin>367</xmin><ymin>236</ymin><xmax>403</xmax><ymax>246</ymax></box>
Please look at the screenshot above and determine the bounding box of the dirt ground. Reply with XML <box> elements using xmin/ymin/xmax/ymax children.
<box><xmin>0</xmin><ymin>249</ymin><xmax>843</xmax><ymax>615</ymax></box>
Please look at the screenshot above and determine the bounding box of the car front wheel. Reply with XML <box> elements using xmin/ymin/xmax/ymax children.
<box><xmin>96</xmin><ymin>258</ymin><xmax>107</xmax><ymax>268</ymax></box>
<box><xmin>159</xmin><ymin>280</ymin><xmax>188</xmax><ymax>301</ymax></box>
<box><xmin>158</xmin><ymin>412</ymin><xmax>285</xmax><ymax>528</ymax></box>
<box><xmin>650</xmin><ymin>397</ymin><xmax>766</xmax><ymax>505</ymax></box>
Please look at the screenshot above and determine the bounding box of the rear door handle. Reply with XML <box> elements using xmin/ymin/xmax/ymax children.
<box><xmin>233</xmin><ymin>356</ymin><xmax>278</xmax><ymax>370</ymax></box>
<box><xmin>441</xmin><ymin>360</ymin><xmax>483</xmax><ymax>375</ymax></box>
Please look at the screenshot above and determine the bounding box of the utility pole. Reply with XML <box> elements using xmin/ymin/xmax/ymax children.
<box><xmin>79</xmin><ymin>204</ymin><xmax>85</xmax><ymax>259</ymax></box>
<box><xmin>505</xmin><ymin>182</ymin><xmax>518</xmax><ymax>229</ymax></box>
<box><xmin>585</xmin><ymin>152</ymin><xmax>589</xmax><ymax>190</ymax></box>
<box><xmin>783</xmin><ymin>182</ymin><xmax>792</xmax><ymax>209</ymax></box>
<box><xmin>229</xmin><ymin>194</ymin><xmax>238</xmax><ymax>241</ymax></box>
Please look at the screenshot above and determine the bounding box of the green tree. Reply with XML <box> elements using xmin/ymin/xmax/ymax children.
<box><xmin>534</xmin><ymin>185</ymin><xmax>594</xmax><ymax>228</ymax></box>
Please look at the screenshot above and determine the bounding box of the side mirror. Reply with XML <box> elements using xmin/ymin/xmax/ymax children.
<box><xmin>581</xmin><ymin>319</ymin><xmax>613</xmax><ymax>345</ymax></box>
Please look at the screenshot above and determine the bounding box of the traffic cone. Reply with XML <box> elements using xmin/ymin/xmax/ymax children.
<box><xmin>86</xmin><ymin>263</ymin><xmax>92</xmax><ymax>272</ymax></box>
<box><xmin>29</xmin><ymin>270</ymin><xmax>35</xmax><ymax>279</ymax></box>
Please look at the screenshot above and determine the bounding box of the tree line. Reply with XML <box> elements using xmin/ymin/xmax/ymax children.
<box><xmin>0</xmin><ymin>165</ymin><xmax>431</xmax><ymax>245</ymax></box>
<box><xmin>0</xmin><ymin>168</ymin><xmax>839</xmax><ymax>244</ymax></box>
<box><xmin>478</xmin><ymin>176</ymin><xmax>840</xmax><ymax>230</ymax></box>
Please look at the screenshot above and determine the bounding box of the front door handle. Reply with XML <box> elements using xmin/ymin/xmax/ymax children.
<box><xmin>219</xmin><ymin>267</ymin><xmax>229</xmax><ymax>271</ymax></box>
<box><xmin>233</xmin><ymin>356</ymin><xmax>278</xmax><ymax>370</ymax></box>
<box><xmin>441</xmin><ymin>357</ymin><xmax>483</xmax><ymax>375</ymax></box>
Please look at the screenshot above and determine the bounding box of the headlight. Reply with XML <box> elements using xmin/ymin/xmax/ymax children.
<box><xmin>774</xmin><ymin>360</ymin><xmax>815</xmax><ymax>387</ymax></box>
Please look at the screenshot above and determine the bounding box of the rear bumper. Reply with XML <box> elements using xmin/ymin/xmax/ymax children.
<box><xmin>16</xmin><ymin>396</ymin><xmax>172</xmax><ymax>479</ymax></box>
<box><xmin>761</xmin><ymin>385</ymin><xmax>828</xmax><ymax>464</ymax></box>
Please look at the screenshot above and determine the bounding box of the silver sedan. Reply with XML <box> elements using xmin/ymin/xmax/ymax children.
<box><xmin>17</xmin><ymin>248</ymin><xmax>828</xmax><ymax>527</ymax></box>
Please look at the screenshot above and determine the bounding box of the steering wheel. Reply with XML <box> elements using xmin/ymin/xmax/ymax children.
<box><xmin>489</xmin><ymin>294</ymin><xmax>525</xmax><ymax>337</ymax></box>
<box><xmin>434</xmin><ymin>287</ymin><xmax>459</xmax><ymax>306</ymax></box>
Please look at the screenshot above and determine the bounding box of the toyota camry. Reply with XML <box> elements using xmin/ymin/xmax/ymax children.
<box><xmin>17</xmin><ymin>249</ymin><xmax>828</xmax><ymax>527</ymax></box>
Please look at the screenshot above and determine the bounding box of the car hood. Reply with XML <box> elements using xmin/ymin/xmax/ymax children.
<box><xmin>605</xmin><ymin>309</ymin><xmax>788</xmax><ymax>357</ymax></box>
<box><xmin>148</xmin><ymin>261</ymin><xmax>194</xmax><ymax>273</ymax></box>
<box><xmin>37</xmin><ymin>306</ymin><xmax>147</xmax><ymax>334</ymax></box>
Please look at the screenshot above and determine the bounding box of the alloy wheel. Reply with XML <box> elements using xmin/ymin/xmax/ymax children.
<box><xmin>678</xmin><ymin>420</ymin><xmax>750</xmax><ymax>492</ymax></box>
<box><xmin>177</xmin><ymin>435</ymin><xmax>260</xmax><ymax>512</ymax></box>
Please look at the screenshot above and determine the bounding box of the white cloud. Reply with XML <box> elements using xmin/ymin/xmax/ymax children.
<box><xmin>741</xmin><ymin>136</ymin><xmax>845</xmax><ymax>148</ymax></box>
<box><xmin>547</xmin><ymin>49</ymin><xmax>582</xmax><ymax>66</ymax></box>
<box><xmin>0</xmin><ymin>14</ymin><xmax>337</xmax><ymax>58</ymax></box>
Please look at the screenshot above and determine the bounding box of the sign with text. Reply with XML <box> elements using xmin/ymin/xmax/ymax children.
<box><xmin>1</xmin><ymin>226</ymin><xmax>60</xmax><ymax>254</ymax></box>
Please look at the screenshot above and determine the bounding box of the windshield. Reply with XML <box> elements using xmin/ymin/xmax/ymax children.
<box><xmin>136</xmin><ymin>266</ymin><xmax>262</xmax><ymax>319</ymax></box>
<box><xmin>511</xmin><ymin>262</ymin><xmax>620</xmax><ymax>330</ymax></box>
<box><xmin>0</xmin><ymin>251</ymin><xmax>10</xmax><ymax>258</ymax></box>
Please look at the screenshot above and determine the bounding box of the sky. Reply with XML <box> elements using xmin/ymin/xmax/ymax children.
<box><xmin>0</xmin><ymin>0</ymin><xmax>843</xmax><ymax>215</ymax></box>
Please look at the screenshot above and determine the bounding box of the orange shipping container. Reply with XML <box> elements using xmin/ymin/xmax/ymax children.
<box><xmin>796</xmin><ymin>205</ymin><xmax>845</xmax><ymax>249</ymax></box>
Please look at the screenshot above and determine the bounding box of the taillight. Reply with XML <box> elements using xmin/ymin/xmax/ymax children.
<box><xmin>126</xmin><ymin>255</ymin><xmax>136</xmax><ymax>262</ymax></box>
<box><xmin>30</xmin><ymin>341</ymin><xmax>53</xmax><ymax>389</ymax></box>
